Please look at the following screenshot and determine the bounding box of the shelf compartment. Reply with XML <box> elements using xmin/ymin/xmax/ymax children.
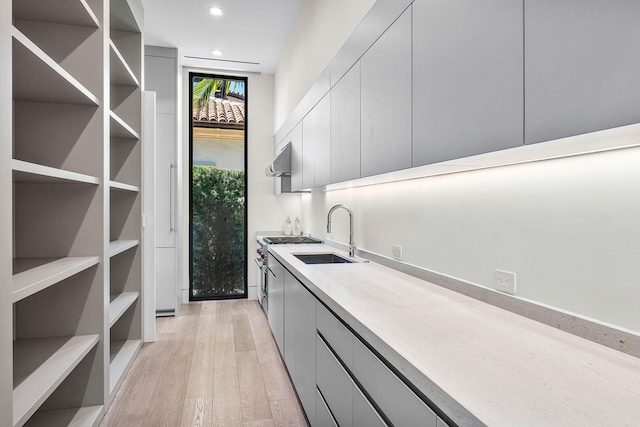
<box><xmin>110</xmin><ymin>40</ymin><xmax>139</xmax><ymax>87</ymax></box>
<box><xmin>24</xmin><ymin>405</ymin><xmax>103</xmax><ymax>427</ymax></box>
<box><xmin>110</xmin><ymin>0</ymin><xmax>141</xmax><ymax>33</ymax></box>
<box><xmin>12</xmin><ymin>27</ymin><xmax>99</xmax><ymax>106</ymax></box>
<box><xmin>109</xmin><ymin>292</ymin><xmax>139</xmax><ymax>327</ymax></box>
<box><xmin>13</xmin><ymin>0</ymin><xmax>99</xmax><ymax>29</ymax></box>
<box><xmin>13</xmin><ymin>257</ymin><xmax>99</xmax><ymax>303</ymax></box>
<box><xmin>12</xmin><ymin>160</ymin><xmax>100</xmax><ymax>185</ymax></box>
<box><xmin>109</xmin><ymin>180</ymin><xmax>139</xmax><ymax>192</ymax></box>
<box><xmin>109</xmin><ymin>239</ymin><xmax>139</xmax><ymax>257</ymax></box>
<box><xmin>110</xmin><ymin>110</ymin><xmax>140</xmax><ymax>139</ymax></box>
<box><xmin>13</xmin><ymin>335</ymin><xmax>100</xmax><ymax>427</ymax></box>
<box><xmin>109</xmin><ymin>339</ymin><xmax>142</xmax><ymax>394</ymax></box>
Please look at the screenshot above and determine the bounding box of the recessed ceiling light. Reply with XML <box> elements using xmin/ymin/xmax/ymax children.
<box><xmin>209</xmin><ymin>7</ymin><xmax>223</xmax><ymax>16</ymax></box>
<box><xmin>211</xmin><ymin>49</ymin><xmax>223</xmax><ymax>56</ymax></box>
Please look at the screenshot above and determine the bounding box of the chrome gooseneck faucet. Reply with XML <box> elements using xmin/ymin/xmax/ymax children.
<box><xmin>327</xmin><ymin>204</ymin><xmax>355</xmax><ymax>257</ymax></box>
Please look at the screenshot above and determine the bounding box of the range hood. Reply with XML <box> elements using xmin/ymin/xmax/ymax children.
<box><xmin>265</xmin><ymin>143</ymin><xmax>291</xmax><ymax>177</ymax></box>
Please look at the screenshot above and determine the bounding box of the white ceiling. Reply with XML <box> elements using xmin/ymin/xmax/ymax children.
<box><xmin>143</xmin><ymin>0</ymin><xmax>304</xmax><ymax>74</ymax></box>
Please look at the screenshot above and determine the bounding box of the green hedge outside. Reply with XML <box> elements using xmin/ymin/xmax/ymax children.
<box><xmin>192</xmin><ymin>166</ymin><xmax>245</xmax><ymax>297</ymax></box>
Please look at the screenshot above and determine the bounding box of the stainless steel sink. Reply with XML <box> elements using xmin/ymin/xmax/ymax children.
<box><xmin>294</xmin><ymin>253</ymin><xmax>355</xmax><ymax>264</ymax></box>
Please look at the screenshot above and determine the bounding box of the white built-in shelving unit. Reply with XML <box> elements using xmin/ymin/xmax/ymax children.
<box><xmin>107</xmin><ymin>0</ymin><xmax>143</xmax><ymax>401</ymax></box>
<box><xmin>2</xmin><ymin>0</ymin><xmax>144</xmax><ymax>425</ymax></box>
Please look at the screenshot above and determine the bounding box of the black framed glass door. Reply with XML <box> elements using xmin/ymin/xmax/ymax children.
<box><xmin>189</xmin><ymin>72</ymin><xmax>247</xmax><ymax>299</ymax></box>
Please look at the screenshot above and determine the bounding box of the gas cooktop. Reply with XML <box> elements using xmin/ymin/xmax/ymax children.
<box><xmin>263</xmin><ymin>236</ymin><xmax>323</xmax><ymax>245</ymax></box>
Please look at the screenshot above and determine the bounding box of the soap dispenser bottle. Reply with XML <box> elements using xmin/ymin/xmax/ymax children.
<box><xmin>284</xmin><ymin>217</ymin><xmax>292</xmax><ymax>236</ymax></box>
<box><xmin>294</xmin><ymin>216</ymin><xmax>302</xmax><ymax>236</ymax></box>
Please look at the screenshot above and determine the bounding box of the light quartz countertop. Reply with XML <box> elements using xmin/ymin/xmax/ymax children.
<box><xmin>268</xmin><ymin>244</ymin><xmax>640</xmax><ymax>427</ymax></box>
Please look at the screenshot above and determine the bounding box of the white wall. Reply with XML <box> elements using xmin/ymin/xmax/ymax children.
<box><xmin>274</xmin><ymin>0</ymin><xmax>375</xmax><ymax>130</ymax></box>
<box><xmin>276</xmin><ymin>1</ymin><xmax>640</xmax><ymax>333</ymax></box>
<box><xmin>301</xmin><ymin>149</ymin><xmax>640</xmax><ymax>332</ymax></box>
<box><xmin>181</xmin><ymin>69</ymin><xmax>300</xmax><ymax>299</ymax></box>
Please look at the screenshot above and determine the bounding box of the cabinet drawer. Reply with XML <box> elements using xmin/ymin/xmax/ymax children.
<box><xmin>352</xmin><ymin>339</ymin><xmax>437</xmax><ymax>427</ymax></box>
<box><xmin>316</xmin><ymin>387</ymin><xmax>339</xmax><ymax>427</ymax></box>
<box><xmin>317</xmin><ymin>302</ymin><xmax>353</xmax><ymax>369</ymax></box>
<box><xmin>353</xmin><ymin>382</ymin><xmax>387</xmax><ymax>427</ymax></box>
<box><xmin>316</xmin><ymin>335</ymin><xmax>353</xmax><ymax>427</ymax></box>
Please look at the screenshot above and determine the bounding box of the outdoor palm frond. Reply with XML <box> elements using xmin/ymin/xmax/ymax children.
<box><xmin>193</xmin><ymin>78</ymin><xmax>231</xmax><ymax>111</ymax></box>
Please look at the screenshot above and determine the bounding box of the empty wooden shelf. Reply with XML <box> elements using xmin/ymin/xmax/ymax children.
<box><xmin>13</xmin><ymin>0</ymin><xmax>99</xmax><ymax>29</ymax></box>
<box><xmin>110</xmin><ymin>40</ymin><xmax>139</xmax><ymax>87</ymax></box>
<box><xmin>109</xmin><ymin>180</ymin><xmax>139</xmax><ymax>192</ymax></box>
<box><xmin>109</xmin><ymin>292</ymin><xmax>139</xmax><ymax>327</ymax></box>
<box><xmin>109</xmin><ymin>111</ymin><xmax>140</xmax><ymax>139</ymax></box>
<box><xmin>109</xmin><ymin>339</ymin><xmax>141</xmax><ymax>394</ymax></box>
<box><xmin>12</xmin><ymin>27</ymin><xmax>99</xmax><ymax>106</ymax></box>
<box><xmin>23</xmin><ymin>405</ymin><xmax>103</xmax><ymax>427</ymax></box>
<box><xmin>109</xmin><ymin>239</ymin><xmax>139</xmax><ymax>257</ymax></box>
<box><xmin>13</xmin><ymin>335</ymin><xmax>99</xmax><ymax>427</ymax></box>
<box><xmin>12</xmin><ymin>160</ymin><xmax>100</xmax><ymax>185</ymax></box>
<box><xmin>13</xmin><ymin>257</ymin><xmax>99</xmax><ymax>303</ymax></box>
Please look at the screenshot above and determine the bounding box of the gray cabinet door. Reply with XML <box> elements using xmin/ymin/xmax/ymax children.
<box><xmin>412</xmin><ymin>0</ymin><xmax>523</xmax><ymax>166</ymax></box>
<box><xmin>352</xmin><ymin>339</ymin><xmax>437</xmax><ymax>427</ymax></box>
<box><xmin>302</xmin><ymin>110</ymin><xmax>315</xmax><ymax>190</ymax></box>
<box><xmin>361</xmin><ymin>7</ymin><xmax>412</xmax><ymax>177</ymax></box>
<box><xmin>303</xmin><ymin>94</ymin><xmax>331</xmax><ymax>188</ymax></box>
<box><xmin>317</xmin><ymin>335</ymin><xmax>353</xmax><ymax>427</ymax></box>
<box><xmin>290</xmin><ymin>123</ymin><xmax>303</xmax><ymax>192</ymax></box>
<box><xmin>144</xmin><ymin>54</ymin><xmax>176</xmax><ymax>115</ymax></box>
<box><xmin>525</xmin><ymin>0</ymin><xmax>640</xmax><ymax>144</ymax></box>
<box><xmin>295</xmin><ymin>283</ymin><xmax>317</xmax><ymax>425</ymax></box>
<box><xmin>331</xmin><ymin>62</ymin><xmax>361</xmax><ymax>183</ymax></box>
<box><xmin>283</xmin><ymin>269</ymin><xmax>297</xmax><ymax>372</ymax></box>
<box><xmin>155</xmin><ymin>247</ymin><xmax>175</xmax><ymax>312</ymax></box>
<box><xmin>314</xmin><ymin>94</ymin><xmax>331</xmax><ymax>187</ymax></box>
<box><xmin>316</xmin><ymin>388</ymin><xmax>339</xmax><ymax>427</ymax></box>
<box><xmin>267</xmin><ymin>258</ymin><xmax>284</xmax><ymax>353</ymax></box>
<box><xmin>353</xmin><ymin>383</ymin><xmax>387</xmax><ymax>427</ymax></box>
<box><xmin>154</xmin><ymin>115</ymin><xmax>175</xmax><ymax>248</ymax></box>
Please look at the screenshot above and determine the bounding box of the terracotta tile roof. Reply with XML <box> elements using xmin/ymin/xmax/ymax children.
<box><xmin>193</xmin><ymin>97</ymin><xmax>245</xmax><ymax>129</ymax></box>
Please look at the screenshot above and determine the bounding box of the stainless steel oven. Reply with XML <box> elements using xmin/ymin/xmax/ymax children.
<box><xmin>256</xmin><ymin>235</ymin><xmax>322</xmax><ymax>316</ymax></box>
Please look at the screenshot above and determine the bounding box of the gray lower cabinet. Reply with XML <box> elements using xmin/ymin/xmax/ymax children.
<box><xmin>283</xmin><ymin>267</ymin><xmax>317</xmax><ymax>425</ymax></box>
<box><xmin>360</xmin><ymin>6</ymin><xmax>412</xmax><ymax>177</ymax></box>
<box><xmin>294</xmin><ymin>280</ymin><xmax>317</xmax><ymax>425</ymax></box>
<box><xmin>283</xmin><ymin>270</ymin><xmax>297</xmax><ymax>370</ymax></box>
<box><xmin>317</xmin><ymin>335</ymin><xmax>354</xmax><ymax>427</ymax></box>
<box><xmin>316</xmin><ymin>388</ymin><xmax>339</xmax><ymax>427</ymax></box>
<box><xmin>353</xmin><ymin>382</ymin><xmax>387</xmax><ymax>427</ymax></box>
<box><xmin>352</xmin><ymin>338</ymin><xmax>437</xmax><ymax>427</ymax></box>
<box><xmin>317</xmin><ymin>300</ymin><xmax>353</xmax><ymax>369</ymax></box>
<box><xmin>267</xmin><ymin>256</ymin><xmax>284</xmax><ymax>353</ymax></box>
<box><xmin>331</xmin><ymin>62</ymin><xmax>361</xmax><ymax>183</ymax></box>
<box><xmin>412</xmin><ymin>0</ymin><xmax>523</xmax><ymax>166</ymax></box>
<box><xmin>303</xmin><ymin>93</ymin><xmax>331</xmax><ymax>189</ymax></box>
<box><xmin>524</xmin><ymin>0</ymin><xmax>640</xmax><ymax>144</ymax></box>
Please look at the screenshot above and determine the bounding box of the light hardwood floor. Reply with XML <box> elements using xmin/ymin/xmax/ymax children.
<box><xmin>101</xmin><ymin>300</ymin><xmax>307</xmax><ymax>427</ymax></box>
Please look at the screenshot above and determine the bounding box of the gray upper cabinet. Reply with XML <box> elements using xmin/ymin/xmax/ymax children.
<box><xmin>361</xmin><ymin>7</ymin><xmax>412</xmax><ymax>177</ymax></box>
<box><xmin>331</xmin><ymin>62</ymin><xmax>361</xmax><ymax>183</ymax></box>
<box><xmin>524</xmin><ymin>0</ymin><xmax>640</xmax><ymax>144</ymax></box>
<box><xmin>289</xmin><ymin>122</ymin><xmax>303</xmax><ymax>192</ymax></box>
<box><xmin>303</xmin><ymin>94</ymin><xmax>331</xmax><ymax>189</ymax></box>
<box><xmin>412</xmin><ymin>0</ymin><xmax>523</xmax><ymax>166</ymax></box>
<box><xmin>144</xmin><ymin>48</ymin><xmax>176</xmax><ymax>115</ymax></box>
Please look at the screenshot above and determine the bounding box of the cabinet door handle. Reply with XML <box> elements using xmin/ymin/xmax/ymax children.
<box><xmin>169</xmin><ymin>163</ymin><xmax>174</xmax><ymax>232</ymax></box>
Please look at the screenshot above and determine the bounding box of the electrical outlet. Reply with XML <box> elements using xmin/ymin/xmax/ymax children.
<box><xmin>392</xmin><ymin>245</ymin><xmax>403</xmax><ymax>260</ymax></box>
<box><xmin>495</xmin><ymin>269</ymin><xmax>516</xmax><ymax>294</ymax></box>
